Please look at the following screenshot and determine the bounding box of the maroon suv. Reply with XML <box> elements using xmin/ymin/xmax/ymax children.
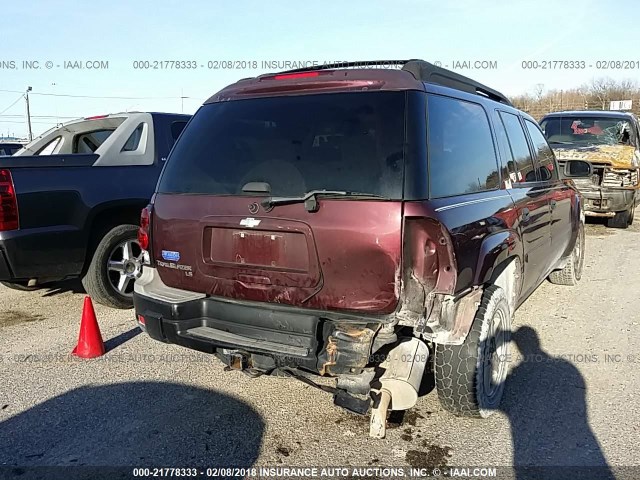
<box><xmin>133</xmin><ymin>60</ymin><xmax>590</xmax><ymax>437</ymax></box>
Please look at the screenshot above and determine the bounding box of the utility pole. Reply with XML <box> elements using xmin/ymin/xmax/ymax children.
<box><xmin>25</xmin><ymin>86</ymin><xmax>33</xmax><ymax>142</ymax></box>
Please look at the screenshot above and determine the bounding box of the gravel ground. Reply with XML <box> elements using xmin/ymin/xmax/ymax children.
<box><xmin>0</xmin><ymin>219</ymin><xmax>638</xmax><ymax>474</ymax></box>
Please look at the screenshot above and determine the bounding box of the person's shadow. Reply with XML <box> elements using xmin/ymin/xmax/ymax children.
<box><xmin>499</xmin><ymin>326</ymin><xmax>615</xmax><ymax>480</ymax></box>
<box><xmin>0</xmin><ymin>381</ymin><xmax>264</xmax><ymax>479</ymax></box>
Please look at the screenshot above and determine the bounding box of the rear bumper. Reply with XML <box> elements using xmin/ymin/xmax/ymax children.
<box><xmin>0</xmin><ymin>226</ymin><xmax>85</xmax><ymax>282</ymax></box>
<box><xmin>579</xmin><ymin>187</ymin><xmax>636</xmax><ymax>216</ymax></box>
<box><xmin>133</xmin><ymin>267</ymin><xmax>379</xmax><ymax>375</ymax></box>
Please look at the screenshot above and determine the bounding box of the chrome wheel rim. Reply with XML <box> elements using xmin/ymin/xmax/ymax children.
<box><xmin>107</xmin><ymin>239</ymin><xmax>143</xmax><ymax>296</ymax></box>
<box><xmin>484</xmin><ymin>308</ymin><xmax>509</xmax><ymax>399</ymax></box>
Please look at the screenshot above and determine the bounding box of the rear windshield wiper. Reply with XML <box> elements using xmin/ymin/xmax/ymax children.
<box><xmin>262</xmin><ymin>190</ymin><xmax>387</xmax><ymax>213</ymax></box>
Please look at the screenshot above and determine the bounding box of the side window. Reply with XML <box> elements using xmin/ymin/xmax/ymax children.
<box><xmin>122</xmin><ymin>123</ymin><xmax>145</xmax><ymax>152</ymax></box>
<box><xmin>525</xmin><ymin>120</ymin><xmax>558</xmax><ymax>181</ymax></box>
<box><xmin>499</xmin><ymin>112</ymin><xmax>537</xmax><ymax>183</ymax></box>
<box><xmin>493</xmin><ymin>113</ymin><xmax>515</xmax><ymax>188</ymax></box>
<box><xmin>427</xmin><ymin>95</ymin><xmax>500</xmax><ymax>198</ymax></box>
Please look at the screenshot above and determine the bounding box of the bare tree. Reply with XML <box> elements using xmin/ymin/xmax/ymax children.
<box><xmin>533</xmin><ymin>83</ymin><xmax>545</xmax><ymax>102</ymax></box>
<box><xmin>510</xmin><ymin>77</ymin><xmax>640</xmax><ymax>120</ymax></box>
<box><xmin>576</xmin><ymin>85</ymin><xmax>590</xmax><ymax>110</ymax></box>
<box><xmin>590</xmin><ymin>77</ymin><xmax>615</xmax><ymax>110</ymax></box>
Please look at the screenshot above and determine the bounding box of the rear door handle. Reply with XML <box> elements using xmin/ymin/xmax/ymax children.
<box><xmin>550</xmin><ymin>200</ymin><xmax>557</xmax><ymax>210</ymax></box>
<box><xmin>522</xmin><ymin>208</ymin><xmax>531</xmax><ymax>222</ymax></box>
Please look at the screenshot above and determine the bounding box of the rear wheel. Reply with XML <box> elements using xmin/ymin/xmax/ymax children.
<box><xmin>607</xmin><ymin>209</ymin><xmax>631</xmax><ymax>229</ymax></box>
<box><xmin>434</xmin><ymin>285</ymin><xmax>511</xmax><ymax>417</ymax></box>
<box><xmin>0</xmin><ymin>281</ymin><xmax>38</xmax><ymax>292</ymax></box>
<box><xmin>82</xmin><ymin>224</ymin><xmax>143</xmax><ymax>309</ymax></box>
<box><xmin>549</xmin><ymin>221</ymin><xmax>585</xmax><ymax>286</ymax></box>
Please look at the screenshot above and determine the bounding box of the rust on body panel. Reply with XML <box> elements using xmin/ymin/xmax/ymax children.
<box><xmin>317</xmin><ymin>323</ymin><xmax>378</xmax><ymax>376</ymax></box>
<box><xmin>553</xmin><ymin>144</ymin><xmax>637</xmax><ymax>170</ymax></box>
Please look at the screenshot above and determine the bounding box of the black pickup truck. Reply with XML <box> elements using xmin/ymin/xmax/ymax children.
<box><xmin>0</xmin><ymin>112</ymin><xmax>190</xmax><ymax>308</ymax></box>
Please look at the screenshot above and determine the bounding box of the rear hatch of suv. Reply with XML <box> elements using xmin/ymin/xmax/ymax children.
<box><xmin>153</xmin><ymin>82</ymin><xmax>424</xmax><ymax>315</ymax></box>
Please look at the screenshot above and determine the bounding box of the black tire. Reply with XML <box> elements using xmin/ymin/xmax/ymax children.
<box><xmin>0</xmin><ymin>281</ymin><xmax>38</xmax><ymax>292</ymax></box>
<box><xmin>607</xmin><ymin>209</ymin><xmax>631</xmax><ymax>229</ymax></box>
<box><xmin>81</xmin><ymin>224</ymin><xmax>142</xmax><ymax>309</ymax></box>
<box><xmin>628</xmin><ymin>207</ymin><xmax>635</xmax><ymax>226</ymax></box>
<box><xmin>434</xmin><ymin>285</ymin><xmax>512</xmax><ymax>417</ymax></box>
<box><xmin>548</xmin><ymin>221</ymin><xmax>585</xmax><ymax>286</ymax></box>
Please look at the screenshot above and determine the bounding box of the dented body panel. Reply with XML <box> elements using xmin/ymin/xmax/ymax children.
<box><xmin>152</xmin><ymin>194</ymin><xmax>403</xmax><ymax>315</ymax></box>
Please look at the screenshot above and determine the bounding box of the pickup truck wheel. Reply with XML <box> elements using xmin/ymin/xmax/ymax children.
<box><xmin>548</xmin><ymin>222</ymin><xmax>585</xmax><ymax>286</ymax></box>
<box><xmin>434</xmin><ymin>285</ymin><xmax>511</xmax><ymax>418</ymax></box>
<box><xmin>607</xmin><ymin>209</ymin><xmax>631</xmax><ymax>229</ymax></box>
<box><xmin>0</xmin><ymin>281</ymin><xmax>38</xmax><ymax>292</ymax></box>
<box><xmin>82</xmin><ymin>224</ymin><xmax>142</xmax><ymax>309</ymax></box>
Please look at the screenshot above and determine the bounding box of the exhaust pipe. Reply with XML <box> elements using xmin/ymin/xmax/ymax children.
<box><xmin>370</xmin><ymin>337</ymin><xmax>429</xmax><ymax>438</ymax></box>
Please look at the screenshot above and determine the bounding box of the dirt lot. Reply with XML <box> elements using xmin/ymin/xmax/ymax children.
<box><xmin>0</xmin><ymin>219</ymin><xmax>638</xmax><ymax>474</ymax></box>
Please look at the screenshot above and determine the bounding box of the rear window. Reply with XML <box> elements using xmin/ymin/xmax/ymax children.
<box><xmin>158</xmin><ymin>92</ymin><xmax>406</xmax><ymax>198</ymax></box>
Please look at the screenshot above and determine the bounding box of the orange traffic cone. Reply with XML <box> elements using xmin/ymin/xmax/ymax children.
<box><xmin>72</xmin><ymin>296</ymin><xmax>105</xmax><ymax>358</ymax></box>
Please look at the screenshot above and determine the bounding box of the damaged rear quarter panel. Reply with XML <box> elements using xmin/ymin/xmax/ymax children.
<box><xmin>396</xmin><ymin>195</ymin><xmax>519</xmax><ymax>344</ymax></box>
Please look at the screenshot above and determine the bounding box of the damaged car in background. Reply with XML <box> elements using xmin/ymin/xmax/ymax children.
<box><xmin>133</xmin><ymin>60</ymin><xmax>592</xmax><ymax>437</ymax></box>
<box><xmin>540</xmin><ymin>110</ymin><xmax>640</xmax><ymax>228</ymax></box>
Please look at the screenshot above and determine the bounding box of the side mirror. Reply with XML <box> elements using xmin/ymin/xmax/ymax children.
<box><xmin>563</xmin><ymin>160</ymin><xmax>592</xmax><ymax>178</ymax></box>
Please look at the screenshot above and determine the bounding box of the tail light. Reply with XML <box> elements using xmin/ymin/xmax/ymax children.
<box><xmin>138</xmin><ymin>205</ymin><xmax>151</xmax><ymax>251</ymax></box>
<box><xmin>0</xmin><ymin>169</ymin><xmax>19</xmax><ymax>231</ymax></box>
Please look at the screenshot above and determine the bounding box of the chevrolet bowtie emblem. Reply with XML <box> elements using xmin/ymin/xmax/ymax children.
<box><xmin>240</xmin><ymin>217</ymin><xmax>261</xmax><ymax>228</ymax></box>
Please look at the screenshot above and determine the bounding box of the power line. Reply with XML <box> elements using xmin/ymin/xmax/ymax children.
<box><xmin>0</xmin><ymin>114</ymin><xmax>78</xmax><ymax>119</ymax></box>
<box><xmin>0</xmin><ymin>120</ymin><xmax>55</xmax><ymax>125</ymax></box>
<box><xmin>0</xmin><ymin>88</ymin><xmax>201</xmax><ymax>100</ymax></box>
<box><xmin>0</xmin><ymin>95</ymin><xmax>24</xmax><ymax>116</ymax></box>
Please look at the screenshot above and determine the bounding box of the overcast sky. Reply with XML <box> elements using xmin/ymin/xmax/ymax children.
<box><xmin>1</xmin><ymin>0</ymin><xmax>638</xmax><ymax>138</ymax></box>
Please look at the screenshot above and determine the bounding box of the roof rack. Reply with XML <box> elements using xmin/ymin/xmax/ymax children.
<box><xmin>278</xmin><ymin>59</ymin><xmax>513</xmax><ymax>106</ymax></box>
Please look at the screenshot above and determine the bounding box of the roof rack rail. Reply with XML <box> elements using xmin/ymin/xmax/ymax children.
<box><xmin>277</xmin><ymin>59</ymin><xmax>513</xmax><ymax>106</ymax></box>
<box><xmin>402</xmin><ymin>60</ymin><xmax>512</xmax><ymax>106</ymax></box>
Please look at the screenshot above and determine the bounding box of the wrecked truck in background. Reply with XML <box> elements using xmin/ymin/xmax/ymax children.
<box><xmin>541</xmin><ymin>111</ymin><xmax>640</xmax><ymax>228</ymax></box>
